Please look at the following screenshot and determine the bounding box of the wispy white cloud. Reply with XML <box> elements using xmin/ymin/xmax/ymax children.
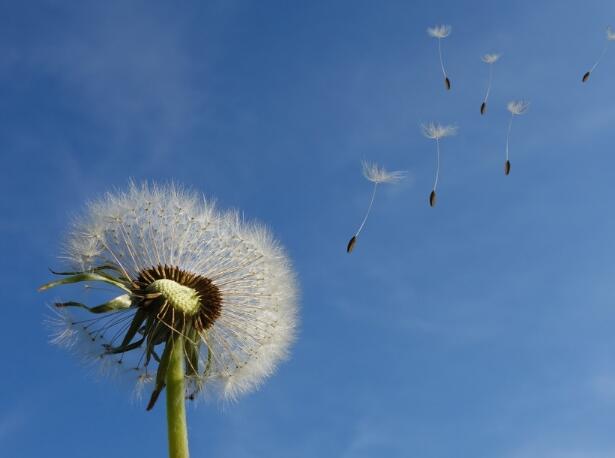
<box><xmin>506</xmin><ymin>444</ymin><xmax>615</xmax><ymax>458</ymax></box>
<box><xmin>0</xmin><ymin>406</ymin><xmax>28</xmax><ymax>445</ymax></box>
<box><xmin>341</xmin><ymin>415</ymin><xmax>400</xmax><ymax>458</ymax></box>
<box><xmin>22</xmin><ymin>3</ymin><xmax>208</xmax><ymax>167</ymax></box>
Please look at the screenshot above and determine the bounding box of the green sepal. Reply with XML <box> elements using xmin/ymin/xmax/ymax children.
<box><xmin>104</xmin><ymin>338</ymin><xmax>144</xmax><ymax>354</ymax></box>
<box><xmin>203</xmin><ymin>332</ymin><xmax>213</xmax><ymax>377</ymax></box>
<box><xmin>49</xmin><ymin>264</ymin><xmax>123</xmax><ymax>277</ymax></box>
<box><xmin>38</xmin><ymin>272</ymin><xmax>132</xmax><ymax>293</ymax></box>
<box><xmin>119</xmin><ymin>308</ymin><xmax>147</xmax><ymax>348</ymax></box>
<box><xmin>55</xmin><ymin>294</ymin><xmax>133</xmax><ymax>314</ymax></box>
<box><xmin>49</xmin><ymin>265</ymin><xmax>133</xmax><ymax>284</ymax></box>
<box><xmin>146</xmin><ymin>337</ymin><xmax>173</xmax><ymax>411</ymax></box>
<box><xmin>144</xmin><ymin>319</ymin><xmax>169</xmax><ymax>366</ymax></box>
<box><xmin>184</xmin><ymin>330</ymin><xmax>200</xmax><ymax>378</ymax></box>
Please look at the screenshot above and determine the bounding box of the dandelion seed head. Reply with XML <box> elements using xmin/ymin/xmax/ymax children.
<box><xmin>45</xmin><ymin>181</ymin><xmax>299</xmax><ymax>403</ymax></box>
<box><xmin>507</xmin><ymin>100</ymin><xmax>530</xmax><ymax>115</ymax></box>
<box><xmin>427</xmin><ymin>24</ymin><xmax>451</xmax><ymax>39</ymax></box>
<box><xmin>421</xmin><ymin>123</ymin><xmax>458</xmax><ymax>140</ymax></box>
<box><xmin>361</xmin><ymin>161</ymin><xmax>406</xmax><ymax>184</ymax></box>
<box><xmin>482</xmin><ymin>53</ymin><xmax>501</xmax><ymax>64</ymax></box>
<box><xmin>607</xmin><ymin>26</ymin><xmax>615</xmax><ymax>41</ymax></box>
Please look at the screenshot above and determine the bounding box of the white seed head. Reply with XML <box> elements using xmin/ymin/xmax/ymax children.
<box><xmin>55</xmin><ymin>182</ymin><xmax>299</xmax><ymax>402</ymax></box>
<box><xmin>362</xmin><ymin>161</ymin><xmax>406</xmax><ymax>184</ymax></box>
<box><xmin>427</xmin><ymin>24</ymin><xmax>451</xmax><ymax>39</ymax></box>
<box><xmin>607</xmin><ymin>26</ymin><xmax>615</xmax><ymax>41</ymax></box>
<box><xmin>482</xmin><ymin>53</ymin><xmax>501</xmax><ymax>64</ymax></box>
<box><xmin>507</xmin><ymin>100</ymin><xmax>530</xmax><ymax>115</ymax></box>
<box><xmin>421</xmin><ymin>122</ymin><xmax>458</xmax><ymax>140</ymax></box>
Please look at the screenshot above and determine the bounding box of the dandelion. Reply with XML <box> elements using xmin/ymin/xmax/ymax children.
<box><xmin>504</xmin><ymin>100</ymin><xmax>530</xmax><ymax>175</ymax></box>
<box><xmin>346</xmin><ymin>161</ymin><xmax>405</xmax><ymax>253</ymax></box>
<box><xmin>421</xmin><ymin>123</ymin><xmax>458</xmax><ymax>206</ymax></box>
<box><xmin>582</xmin><ymin>26</ymin><xmax>615</xmax><ymax>82</ymax></box>
<box><xmin>428</xmin><ymin>25</ymin><xmax>452</xmax><ymax>90</ymax></box>
<box><xmin>480</xmin><ymin>53</ymin><xmax>501</xmax><ymax>115</ymax></box>
<box><xmin>39</xmin><ymin>182</ymin><xmax>298</xmax><ymax>458</ymax></box>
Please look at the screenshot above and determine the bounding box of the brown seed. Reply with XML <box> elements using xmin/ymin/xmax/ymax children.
<box><xmin>582</xmin><ymin>71</ymin><xmax>591</xmax><ymax>83</ymax></box>
<box><xmin>444</xmin><ymin>77</ymin><xmax>451</xmax><ymax>90</ymax></box>
<box><xmin>480</xmin><ymin>102</ymin><xmax>486</xmax><ymax>115</ymax></box>
<box><xmin>346</xmin><ymin>235</ymin><xmax>357</xmax><ymax>253</ymax></box>
<box><xmin>429</xmin><ymin>190</ymin><xmax>437</xmax><ymax>207</ymax></box>
<box><xmin>504</xmin><ymin>160</ymin><xmax>511</xmax><ymax>175</ymax></box>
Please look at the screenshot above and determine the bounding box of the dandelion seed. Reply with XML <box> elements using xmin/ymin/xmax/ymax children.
<box><xmin>480</xmin><ymin>53</ymin><xmax>501</xmax><ymax>115</ymax></box>
<box><xmin>421</xmin><ymin>123</ymin><xmax>458</xmax><ymax>206</ymax></box>
<box><xmin>428</xmin><ymin>25</ymin><xmax>452</xmax><ymax>90</ymax></box>
<box><xmin>582</xmin><ymin>26</ymin><xmax>615</xmax><ymax>83</ymax></box>
<box><xmin>346</xmin><ymin>161</ymin><xmax>405</xmax><ymax>253</ymax></box>
<box><xmin>40</xmin><ymin>182</ymin><xmax>299</xmax><ymax>458</ymax></box>
<box><xmin>504</xmin><ymin>101</ymin><xmax>530</xmax><ymax>175</ymax></box>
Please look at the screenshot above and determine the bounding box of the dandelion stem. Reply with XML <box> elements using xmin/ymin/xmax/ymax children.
<box><xmin>438</xmin><ymin>39</ymin><xmax>446</xmax><ymax>77</ymax></box>
<box><xmin>355</xmin><ymin>183</ymin><xmax>378</xmax><ymax>237</ymax></box>
<box><xmin>433</xmin><ymin>138</ymin><xmax>441</xmax><ymax>191</ymax></box>
<box><xmin>166</xmin><ymin>335</ymin><xmax>190</xmax><ymax>458</ymax></box>
<box><xmin>505</xmin><ymin>114</ymin><xmax>513</xmax><ymax>161</ymax></box>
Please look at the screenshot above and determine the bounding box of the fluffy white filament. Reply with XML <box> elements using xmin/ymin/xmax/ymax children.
<box><xmin>421</xmin><ymin>123</ymin><xmax>458</xmax><ymax>195</ymax></box>
<box><xmin>421</xmin><ymin>123</ymin><xmax>458</xmax><ymax>140</ymax></box>
<box><xmin>481</xmin><ymin>53</ymin><xmax>501</xmax><ymax>64</ymax></box>
<box><xmin>353</xmin><ymin>161</ymin><xmax>405</xmax><ymax>237</ymax></box>
<box><xmin>362</xmin><ymin>161</ymin><xmax>406</xmax><ymax>184</ymax></box>
<box><xmin>55</xmin><ymin>182</ymin><xmax>299</xmax><ymax>401</ymax></box>
<box><xmin>428</xmin><ymin>25</ymin><xmax>452</xmax><ymax>85</ymax></box>
<box><xmin>507</xmin><ymin>101</ymin><xmax>530</xmax><ymax>116</ymax></box>
<box><xmin>481</xmin><ymin>54</ymin><xmax>501</xmax><ymax>112</ymax></box>
<box><xmin>427</xmin><ymin>25</ymin><xmax>451</xmax><ymax>39</ymax></box>
<box><xmin>506</xmin><ymin>100</ymin><xmax>530</xmax><ymax>163</ymax></box>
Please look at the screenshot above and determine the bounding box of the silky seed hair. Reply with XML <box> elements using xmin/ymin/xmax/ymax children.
<box><xmin>346</xmin><ymin>161</ymin><xmax>405</xmax><ymax>253</ymax></box>
<box><xmin>504</xmin><ymin>100</ymin><xmax>530</xmax><ymax>175</ymax></box>
<box><xmin>582</xmin><ymin>26</ymin><xmax>615</xmax><ymax>83</ymax></box>
<box><xmin>421</xmin><ymin>123</ymin><xmax>458</xmax><ymax>207</ymax></box>
<box><xmin>427</xmin><ymin>24</ymin><xmax>453</xmax><ymax>90</ymax></box>
<box><xmin>480</xmin><ymin>53</ymin><xmax>501</xmax><ymax>115</ymax></box>
<box><xmin>43</xmin><ymin>182</ymin><xmax>298</xmax><ymax>405</ymax></box>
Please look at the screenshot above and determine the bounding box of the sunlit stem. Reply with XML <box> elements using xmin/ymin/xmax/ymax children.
<box><xmin>438</xmin><ymin>39</ymin><xmax>447</xmax><ymax>78</ymax></box>
<box><xmin>433</xmin><ymin>138</ymin><xmax>441</xmax><ymax>191</ymax></box>
<box><xmin>505</xmin><ymin>114</ymin><xmax>514</xmax><ymax>161</ymax></box>
<box><xmin>166</xmin><ymin>336</ymin><xmax>189</xmax><ymax>458</ymax></box>
<box><xmin>355</xmin><ymin>183</ymin><xmax>378</xmax><ymax>237</ymax></box>
<box><xmin>483</xmin><ymin>64</ymin><xmax>494</xmax><ymax>104</ymax></box>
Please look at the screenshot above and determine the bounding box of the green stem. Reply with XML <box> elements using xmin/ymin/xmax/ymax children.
<box><xmin>166</xmin><ymin>336</ymin><xmax>190</xmax><ymax>458</ymax></box>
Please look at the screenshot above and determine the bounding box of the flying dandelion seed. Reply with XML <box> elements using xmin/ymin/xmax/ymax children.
<box><xmin>39</xmin><ymin>182</ymin><xmax>298</xmax><ymax>458</ymax></box>
<box><xmin>428</xmin><ymin>25</ymin><xmax>452</xmax><ymax>90</ymax></box>
<box><xmin>504</xmin><ymin>101</ymin><xmax>530</xmax><ymax>175</ymax></box>
<box><xmin>480</xmin><ymin>53</ymin><xmax>501</xmax><ymax>115</ymax></box>
<box><xmin>582</xmin><ymin>26</ymin><xmax>615</xmax><ymax>82</ymax></box>
<box><xmin>421</xmin><ymin>123</ymin><xmax>458</xmax><ymax>206</ymax></box>
<box><xmin>346</xmin><ymin>161</ymin><xmax>405</xmax><ymax>253</ymax></box>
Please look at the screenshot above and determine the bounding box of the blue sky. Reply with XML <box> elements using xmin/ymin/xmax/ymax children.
<box><xmin>2</xmin><ymin>0</ymin><xmax>615</xmax><ymax>457</ymax></box>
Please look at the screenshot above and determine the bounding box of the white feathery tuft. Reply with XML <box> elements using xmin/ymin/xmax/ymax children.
<box><xmin>427</xmin><ymin>24</ymin><xmax>451</xmax><ymax>39</ymax></box>
<box><xmin>482</xmin><ymin>53</ymin><xmax>501</xmax><ymax>64</ymax></box>
<box><xmin>507</xmin><ymin>100</ymin><xmax>530</xmax><ymax>115</ymax></box>
<box><xmin>361</xmin><ymin>161</ymin><xmax>406</xmax><ymax>184</ymax></box>
<box><xmin>57</xmin><ymin>181</ymin><xmax>299</xmax><ymax>402</ymax></box>
<box><xmin>607</xmin><ymin>26</ymin><xmax>615</xmax><ymax>41</ymax></box>
<box><xmin>421</xmin><ymin>123</ymin><xmax>458</xmax><ymax>140</ymax></box>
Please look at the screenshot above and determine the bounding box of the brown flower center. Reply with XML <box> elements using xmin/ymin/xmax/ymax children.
<box><xmin>134</xmin><ymin>264</ymin><xmax>222</xmax><ymax>331</ymax></box>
